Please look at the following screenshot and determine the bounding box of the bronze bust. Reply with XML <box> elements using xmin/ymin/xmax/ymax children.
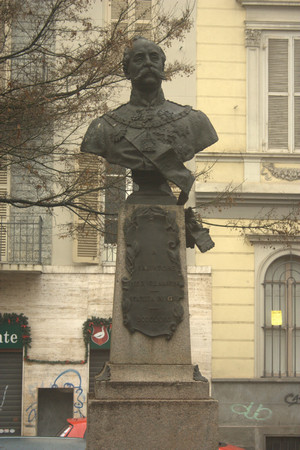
<box><xmin>81</xmin><ymin>37</ymin><xmax>218</xmax><ymax>251</ymax></box>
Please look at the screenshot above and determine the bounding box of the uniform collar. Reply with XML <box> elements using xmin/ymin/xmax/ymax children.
<box><xmin>129</xmin><ymin>87</ymin><xmax>165</xmax><ymax>107</ymax></box>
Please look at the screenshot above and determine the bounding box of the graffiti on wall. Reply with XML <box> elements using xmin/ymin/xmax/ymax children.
<box><xmin>25</xmin><ymin>401</ymin><xmax>37</xmax><ymax>426</ymax></box>
<box><xmin>25</xmin><ymin>369</ymin><xmax>85</xmax><ymax>428</ymax></box>
<box><xmin>25</xmin><ymin>381</ymin><xmax>45</xmax><ymax>428</ymax></box>
<box><xmin>0</xmin><ymin>385</ymin><xmax>8</xmax><ymax>411</ymax></box>
<box><xmin>284</xmin><ymin>393</ymin><xmax>300</xmax><ymax>406</ymax></box>
<box><xmin>51</xmin><ymin>369</ymin><xmax>85</xmax><ymax>417</ymax></box>
<box><xmin>231</xmin><ymin>402</ymin><xmax>272</xmax><ymax>421</ymax></box>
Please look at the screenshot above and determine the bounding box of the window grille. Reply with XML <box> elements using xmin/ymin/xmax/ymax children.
<box><xmin>0</xmin><ymin>216</ymin><xmax>43</xmax><ymax>264</ymax></box>
<box><xmin>104</xmin><ymin>162</ymin><xmax>127</xmax><ymax>245</ymax></box>
<box><xmin>266</xmin><ymin>436</ymin><xmax>300</xmax><ymax>450</ymax></box>
<box><xmin>11</xmin><ymin>54</ymin><xmax>49</xmax><ymax>85</ymax></box>
<box><xmin>263</xmin><ymin>255</ymin><xmax>300</xmax><ymax>377</ymax></box>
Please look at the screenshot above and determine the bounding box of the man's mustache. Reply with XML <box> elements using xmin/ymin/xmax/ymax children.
<box><xmin>133</xmin><ymin>66</ymin><xmax>166</xmax><ymax>81</ymax></box>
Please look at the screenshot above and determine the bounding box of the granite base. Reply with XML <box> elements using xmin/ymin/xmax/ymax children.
<box><xmin>86</xmin><ymin>381</ymin><xmax>218</xmax><ymax>450</ymax></box>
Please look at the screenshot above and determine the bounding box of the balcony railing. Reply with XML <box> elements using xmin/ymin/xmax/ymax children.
<box><xmin>0</xmin><ymin>216</ymin><xmax>43</xmax><ymax>265</ymax></box>
<box><xmin>103</xmin><ymin>243</ymin><xmax>117</xmax><ymax>263</ymax></box>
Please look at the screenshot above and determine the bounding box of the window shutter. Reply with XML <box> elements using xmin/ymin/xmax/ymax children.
<box><xmin>268</xmin><ymin>39</ymin><xmax>289</xmax><ymax>150</ymax></box>
<box><xmin>73</xmin><ymin>154</ymin><xmax>100</xmax><ymax>263</ymax></box>
<box><xmin>0</xmin><ymin>158</ymin><xmax>8</xmax><ymax>261</ymax></box>
<box><xmin>295</xmin><ymin>39</ymin><xmax>300</xmax><ymax>149</ymax></box>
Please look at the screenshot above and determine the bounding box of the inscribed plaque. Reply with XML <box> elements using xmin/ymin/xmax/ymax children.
<box><xmin>122</xmin><ymin>206</ymin><xmax>184</xmax><ymax>339</ymax></box>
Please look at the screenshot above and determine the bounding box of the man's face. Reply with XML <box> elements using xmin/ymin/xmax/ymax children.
<box><xmin>126</xmin><ymin>40</ymin><xmax>164</xmax><ymax>90</ymax></box>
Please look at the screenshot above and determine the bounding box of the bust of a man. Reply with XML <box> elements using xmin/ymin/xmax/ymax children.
<box><xmin>81</xmin><ymin>36</ymin><xmax>218</xmax><ymax>206</ymax></box>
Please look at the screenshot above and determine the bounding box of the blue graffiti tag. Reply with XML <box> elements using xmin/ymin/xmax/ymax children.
<box><xmin>51</xmin><ymin>369</ymin><xmax>85</xmax><ymax>417</ymax></box>
<box><xmin>231</xmin><ymin>402</ymin><xmax>272</xmax><ymax>421</ymax></box>
<box><xmin>26</xmin><ymin>401</ymin><xmax>37</xmax><ymax>423</ymax></box>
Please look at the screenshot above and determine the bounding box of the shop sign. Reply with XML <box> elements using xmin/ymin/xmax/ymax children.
<box><xmin>90</xmin><ymin>325</ymin><xmax>111</xmax><ymax>349</ymax></box>
<box><xmin>0</xmin><ymin>324</ymin><xmax>23</xmax><ymax>349</ymax></box>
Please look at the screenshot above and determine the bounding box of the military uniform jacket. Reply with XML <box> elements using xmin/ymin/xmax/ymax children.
<box><xmin>81</xmin><ymin>99</ymin><xmax>218</xmax><ymax>197</ymax></box>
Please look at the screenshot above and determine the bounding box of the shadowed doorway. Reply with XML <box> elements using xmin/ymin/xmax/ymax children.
<box><xmin>37</xmin><ymin>388</ymin><xmax>73</xmax><ymax>436</ymax></box>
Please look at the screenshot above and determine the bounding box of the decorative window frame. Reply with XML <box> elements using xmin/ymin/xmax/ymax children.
<box><xmin>238</xmin><ymin>0</ymin><xmax>300</xmax><ymax>153</ymax></box>
<box><xmin>261</xmin><ymin>32</ymin><xmax>300</xmax><ymax>153</ymax></box>
<box><xmin>247</xmin><ymin>235</ymin><xmax>300</xmax><ymax>378</ymax></box>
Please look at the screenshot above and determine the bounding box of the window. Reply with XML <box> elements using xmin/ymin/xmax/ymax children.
<box><xmin>241</xmin><ymin>1</ymin><xmax>300</xmax><ymax>153</ymax></box>
<box><xmin>263</xmin><ymin>255</ymin><xmax>300</xmax><ymax>377</ymax></box>
<box><xmin>266</xmin><ymin>36</ymin><xmax>300</xmax><ymax>152</ymax></box>
<box><xmin>10</xmin><ymin>4</ymin><xmax>53</xmax><ymax>87</ymax></box>
<box><xmin>266</xmin><ymin>436</ymin><xmax>300</xmax><ymax>450</ymax></box>
<box><xmin>104</xmin><ymin>163</ymin><xmax>126</xmax><ymax>246</ymax></box>
<box><xmin>11</xmin><ymin>54</ymin><xmax>49</xmax><ymax>85</ymax></box>
<box><xmin>73</xmin><ymin>153</ymin><xmax>101</xmax><ymax>263</ymax></box>
<box><xmin>103</xmin><ymin>163</ymin><xmax>132</xmax><ymax>262</ymax></box>
<box><xmin>110</xmin><ymin>0</ymin><xmax>152</xmax><ymax>38</ymax></box>
<box><xmin>73</xmin><ymin>156</ymin><xmax>129</xmax><ymax>264</ymax></box>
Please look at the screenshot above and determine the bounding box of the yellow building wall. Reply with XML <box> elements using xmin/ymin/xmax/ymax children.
<box><xmin>196</xmin><ymin>0</ymin><xmax>299</xmax><ymax>381</ymax></box>
<box><xmin>196</xmin><ymin>160</ymin><xmax>244</xmax><ymax>184</ymax></box>
<box><xmin>196</xmin><ymin>220</ymin><xmax>255</xmax><ymax>378</ymax></box>
<box><xmin>197</xmin><ymin>0</ymin><xmax>246</xmax><ymax>153</ymax></box>
<box><xmin>196</xmin><ymin>0</ymin><xmax>253</xmax><ymax>378</ymax></box>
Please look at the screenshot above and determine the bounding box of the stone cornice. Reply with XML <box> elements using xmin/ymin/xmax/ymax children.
<box><xmin>0</xmin><ymin>263</ymin><xmax>42</xmax><ymax>273</ymax></box>
<box><xmin>195</xmin><ymin>184</ymin><xmax>300</xmax><ymax>206</ymax></box>
<box><xmin>247</xmin><ymin>234</ymin><xmax>300</xmax><ymax>244</ymax></box>
<box><xmin>238</xmin><ymin>0</ymin><xmax>300</xmax><ymax>6</ymax></box>
<box><xmin>196</xmin><ymin>152</ymin><xmax>300</xmax><ymax>162</ymax></box>
<box><xmin>212</xmin><ymin>377</ymin><xmax>300</xmax><ymax>383</ymax></box>
<box><xmin>245</xmin><ymin>20</ymin><xmax>300</xmax><ymax>30</ymax></box>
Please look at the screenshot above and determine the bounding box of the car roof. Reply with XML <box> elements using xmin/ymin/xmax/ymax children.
<box><xmin>66</xmin><ymin>418</ymin><xmax>87</xmax><ymax>425</ymax></box>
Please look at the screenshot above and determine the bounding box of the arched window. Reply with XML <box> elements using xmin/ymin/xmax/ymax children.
<box><xmin>263</xmin><ymin>255</ymin><xmax>300</xmax><ymax>377</ymax></box>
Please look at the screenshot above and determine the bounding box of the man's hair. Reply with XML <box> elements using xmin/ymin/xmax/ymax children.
<box><xmin>122</xmin><ymin>36</ymin><xmax>166</xmax><ymax>78</ymax></box>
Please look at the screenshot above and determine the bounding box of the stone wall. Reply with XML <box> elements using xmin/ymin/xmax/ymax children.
<box><xmin>213</xmin><ymin>379</ymin><xmax>300</xmax><ymax>450</ymax></box>
<box><xmin>0</xmin><ymin>264</ymin><xmax>212</xmax><ymax>435</ymax></box>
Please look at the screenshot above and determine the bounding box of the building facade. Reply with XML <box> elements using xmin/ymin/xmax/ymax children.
<box><xmin>0</xmin><ymin>0</ymin><xmax>215</xmax><ymax>439</ymax></box>
<box><xmin>1</xmin><ymin>1</ymin><xmax>299</xmax><ymax>447</ymax></box>
<box><xmin>195</xmin><ymin>1</ymin><xmax>300</xmax><ymax>449</ymax></box>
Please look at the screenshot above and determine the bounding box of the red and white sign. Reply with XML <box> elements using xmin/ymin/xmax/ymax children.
<box><xmin>91</xmin><ymin>325</ymin><xmax>109</xmax><ymax>347</ymax></box>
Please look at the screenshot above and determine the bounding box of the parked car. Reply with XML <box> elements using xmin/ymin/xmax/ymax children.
<box><xmin>59</xmin><ymin>418</ymin><xmax>247</xmax><ymax>450</ymax></box>
<box><xmin>0</xmin><ymin>436</ymin><xmax>85</xmax><ymax>449</ymax></box>
<box><xmin>56</xmin><ymin>417</ymin><xmax>247</xmax><ymax>450</ymax></box>
<box><xmin>57</xmin><ymin>418</ymin><xmax>87</xmax><ymax>438</ymax></box>
<box><xmin>219</xmin><ymin>443</ymin><xmax>246</xmax><ymax>450</ymax></box>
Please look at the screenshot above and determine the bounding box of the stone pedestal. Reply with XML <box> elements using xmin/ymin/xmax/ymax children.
<box><xmin>88</xmin><ymin>389</ymin><xmax>218</xmax><ymax>450</ymax></box>
<box><xmin>87</xmin><ymin>205</ymin><xmax>218</xmax><ymax>450</ymax></box>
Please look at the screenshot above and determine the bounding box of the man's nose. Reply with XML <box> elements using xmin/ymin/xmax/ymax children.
<box><xmin>144</xmin><ymin>54</ymin><xmax>152</xmax><ymax>66</ymax></box>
